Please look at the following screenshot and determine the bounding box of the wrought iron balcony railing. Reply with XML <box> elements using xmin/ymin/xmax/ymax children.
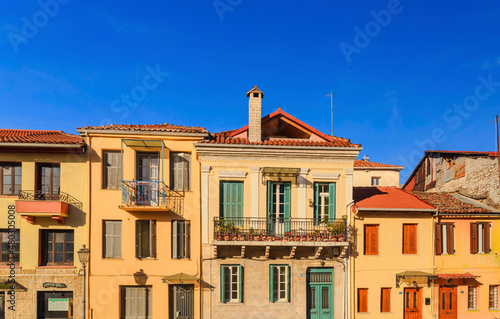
<box><xmin>213</xmin><ymin>217</ymin><xmax>348</xmax><ymax>242</ymax></box>
<box><xmin>121</xmin><ymin>180</ymin><xmax>168</xmax><ymax>207</ymax></box>
<box><xmin>18</xmin><ymin>190</ymin><xmax>83</xmax><ymax>209</ymax></box>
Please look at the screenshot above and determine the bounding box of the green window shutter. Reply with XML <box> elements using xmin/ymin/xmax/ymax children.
<box><xmin>284</xmin><ymin>182</ymin><xmax>291</xmax><ymax>233</ymax></box>
<box><xmin>238</xmin><ymin>265</ymin><xmax>243</xmax><ymax>303</ymax></box>
<box><xmin>236</xmin><ymin>182</ymin><xmax>243</xmax><ymax>219</ymax></box>
<box><xmin>286</xmin><ymin>265</ymin><xmax>290</xmax><ymax>302</ymax></box>
<box><xmin>267</xmin><ymin>181</ymin><xmax>273</xmax><ymax>234</ymax></box>
<box><xmin>269</xmin><ymin>265</ymin><xmax>274</xmax><ymax>302</ymax></box>
<box><xmin>314</xmin><ymin>183</ymin><xmax>319</xmax><ymax>221</ymax></box>
<box><xmin>220</xmin><ymin>182</ymin><xmax>244</xmax><ymax>220</ymax></box>
<box><xmin>328</xmin><ymin>183</ymin><xmax>336</xmax><ymax>219</ymax></box>
<box><xmin>220</xmin><ymin>265</ymin><xmax>225</xmax><ymax>303</ymax></box>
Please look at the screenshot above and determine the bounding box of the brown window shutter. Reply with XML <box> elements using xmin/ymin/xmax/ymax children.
<box><xmin>358</xmin><ymin>288</ymin><xmax>368</xmax><ymax>312</ymax></box>
<box><xmin>373</xmin><ymin>226</ymin><xmax>379</xmax><ymax>255</ymax></box>
<box><xmin>435</xmin><ymin>223</ymin><xmax>442</xmax><ymax>255</ymax></box>
<box><xmin>381</xmin><ymin>288</ymin><xmax>391</xmax><ymax>312</ymax></box>
<box><xmin>403</xmin><ymin>224</ymin><xmax>417</xmax><ymax>254</ymax></box>
<box><xmin>470</xmin><ymin>223</ymin><xmax>478</xmax><ymax>254</ymax></box>
<box><xmin>484</xmin><ymin>223</ymin><xmax>491</xmax><ymax>253</ymax></box>
<box><xmin>447</xmin><ymin>223</ymin><xmax>455</xmax><ymax>254</ymax></box>
<box><xmin>364</xmin><ymin>225</ymin><xmax>379</xmax><ymax>255</ymax></box>
<box><xmin>410</xmin><ymin>225</ymin><xmax>417</xmax><ymax>254</ymax></box>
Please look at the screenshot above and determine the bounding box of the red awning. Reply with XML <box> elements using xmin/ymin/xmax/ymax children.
<box><xmin>437</xmin><ymin>273</ymin><xmax>479</xmax><ymax>279</ymax></box>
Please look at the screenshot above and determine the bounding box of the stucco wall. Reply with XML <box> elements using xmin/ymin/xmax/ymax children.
<box><xmin>353</xmin><ymin>169</ymin><xmax>401</xmax><ymax>187</ymax></box>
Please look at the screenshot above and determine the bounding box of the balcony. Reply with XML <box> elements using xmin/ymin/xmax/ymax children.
<box><xmin>15</xmin><ymin>190</ymin><xmax>83</xmax><ymax>224</ymax></box>
<box><xmin>119</xmin><ymin>181</ymin><xmax>183</xmax><ymax>213</ymax></box>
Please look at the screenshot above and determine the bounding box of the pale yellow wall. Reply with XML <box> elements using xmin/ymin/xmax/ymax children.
<box><xmin>85</xmin><ymin>134</ymin><xmax>203</xmax><ymax>319</ymax></box>
<box><xmin>434</xmin><ymin>217</ymin><xmax>500</xmax><ymax>318</ymax></box>
<box><xmin>352</xmin><ymin>212</ymin><xmax>435</xmax><ymax>319</ymax></box>
<box><xmin>0</xmin><ymin>151</ymin><xmax>88</xmax><ymax>269</ymax></box>
<box><xmin>353</xmin><ymin>168</ymin><xmax>401</xmax><ymax>187</ymax></box>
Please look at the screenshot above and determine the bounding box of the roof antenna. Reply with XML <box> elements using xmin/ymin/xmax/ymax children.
<box><xmin>327</xmin><ymin>91</ymin><xmax>334</xmax><ymax>136</ymax></box>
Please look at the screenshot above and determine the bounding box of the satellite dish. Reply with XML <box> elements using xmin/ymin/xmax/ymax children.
<box><xmin>363</xmin><ymin>155</ymin><xmax>369</xmax><ymax>161</ymax></box>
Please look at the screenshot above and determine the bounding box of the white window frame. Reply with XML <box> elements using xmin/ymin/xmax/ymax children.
<box><xmin>222</xmin><ymin>265</ymin><xmax>241</xmax><ymax>303</ymax></box>
<box><xmin>317</xmin><ymin>184</ymin><xmax>330</xmax><ymax>222</ymax></box>
<box><xmin>441</xmin><ymin>224</ymin><xmax>448</xmax><ymax>255</ymax></box>
<box><xmin>468</xmin><ymin>286</ymin><xmax>477</xmax><ymax>310</ymax></box>
<box><xmin>271</xmin><ymin>265</ymin><xmax>289</xmax><ymax>302</ymax></box>
<box><xmin>371</xmin><ymin>176</ymin><xmax>381</xmax><ymax>186</ymax></box>
<box><xmin>490</xmin><ymin>285</ymin><xmax>498</xmax><ymax>310</ymax></box>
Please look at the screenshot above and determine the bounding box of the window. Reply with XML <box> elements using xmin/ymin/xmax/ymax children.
<box><xmin>103</xmin><ymin>151</ymin><xmax>122</xmax><ymax>189</ymax></box>
<box><xmin>468</xmin><ymin>286</ymin><xmax>477</xmax><ymax>310</ymax></box>
<box><xmin>121</xmin><ymin>286</ymin><xmax>152</xmax><ymax>319</ymax></box>
<box><xmin>490</xmin><ymin>286</ymin><xmax>499</xmax><ymax>310</ymax></box>
<box><xmin>220</xmin><ymin>181</ymin><xmax>244</xmax><ymax>224</ymax></box>
<box><xmin>270</xmin><ymin>265</ymin><xmax>290</xmax><ymax>302</ymax></box>
<box><xmin>0</xmin><ymin>229</ymin><xmax>20</xmax><ymax>264</ymax></box>
<box><xmin>471</xmin><ymin>222</ymin><xmax>491</xmax><ymax>254</ymax></box>
<box><xmin>403</xmin><ymin>224</ymin><xmax>417</xmax><ymax>254</ymax></box>
<box><xmin>170</xmin><ymin>152</ymin><xmax>191</xmax><ymax>191</ymax></box>
<box><xmin>172</xmin><ymin>220</ymin><xmax>190</xmax><ymax>259</ymax></box>
<box><xmin>371</xmin><ymin>177</ymin><xmax>380</xmax><ymax>186</ymax></box>
<box><xmin>135</xmin><ymin>220</ymin><xmax>156</xmax><ymax>258</ymax></box>
<box><xmin>37</xmin><ymin>163</ymin><xmax>60</xmax><ymax>197</ymax></box>
<box><xmin>38</xmin><ymin>291</ymin><xmax>73</xmax><ymax>319</ymax></box>
<box><xmin>0</xmin><ymin>163</ymin><xmax>21</xmax><ymax>195</ymax></box>
<box><xmin>221</xmin><ymin>265</ymin><xmax>242</xmax><ymax>303</ymax></box>
<box><xmin>381</xmin><ymin>288</ymin><xmax>391</xmax><ymax>312</ymax></box>
<box><xmin>267</xmin><ymin>182</ymin><xmax>291</xmax><ymax>234</ymax></box>
<box><xmin>103</xmin><ymin>220</ymin><xmax>122</xmax><ymax>259</ymax></box>
<box><xmin>41</xmin><ymin>230</ymin><xmax>74</xmax><ymax>266</ymax></box>
<box><xmin>435</xmin><ymin>223</ymin><xmax>455</xmax><ymax>255</ymax></box>
<box><xmin>358</xmin><ymin>288</ymin><xmax>368</xmax><ymax>312</ymax></box>
<box><xmin>314</xmin><ymin>183</ymin><xmax>336</xmax><ymax>223</ymax></box>
<box><xmin>364</xmin><ymin>225</ymin><xmax>379</xmax><ymax>255</ymax></box>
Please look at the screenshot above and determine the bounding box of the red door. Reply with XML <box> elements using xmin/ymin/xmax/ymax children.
<box><xmin>404</xmin><ymin>288</ymin><xmax>422</xmax><ymax>319</ymax></box>
<box><xmin>439</xmin><ymin>286</ymin><xmax>457</xmax><ymax>319</ymax></box>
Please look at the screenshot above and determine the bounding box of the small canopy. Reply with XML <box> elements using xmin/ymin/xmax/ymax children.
<box><xmin>437</xmin><ymin>273</ymin><xmax>479</xmax><ymax>279</ymax></box>
<box><xmin>396</xmin><ymin>271</ymin><xmax>437</xmax><ymax>288</ymax></box>
<box><xmin>122</xmin><ymin>139</ymin><xmax>165</xmax><ymax>149</ymax></box>
<box><xmin>162</xmin><ymin>273</ymin><xmax>199</xmax><ymax>284</ymax></box>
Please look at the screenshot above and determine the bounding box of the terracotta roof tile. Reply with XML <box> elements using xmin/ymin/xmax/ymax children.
<box><xmin>354</xmin><ymin>186</ymin><xmax>436</xmax><ymax>210</ymax></box>
<box><xmin>77</xmin><ymin>123</ymin><xmax>208</xmax><ymax>134</ymax></box>
<box><xmin>411</xmin><ymin>192</ymin><xmax>491</xmax><ymax>214</ymax></box>
<box><xmin>437</xmin><ymin>273</ymin><xmax>478</xmax><ymax>279</ymax></box>
<box><xmin>0</xmin><ymin>129</ymin><xmax>84</xmax><ymax>145</ymax></box>
<box><xmin>354</xmin><ymin>160</ymin><xmax>404</xmax><ymax>168</ymax></box>
<box><xmin>427</xmin><ymin>150</ymin><xmax>498</xmax><ymax>157</ymax></box>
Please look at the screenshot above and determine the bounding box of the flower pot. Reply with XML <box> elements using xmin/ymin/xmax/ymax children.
<box><xmin>296</xmin><ymin>236</ymin><xmax>301</xmax><ymax>242</ymax></box>
<box><xmin>224</xmin><ymin>235</ymin><xmax>230</xmax><ymax>241</ymax></box>
<box><xmin>249</xmin><ymin>235</ymin><xmax>254</xmax><ymax>241</ymax></box>
<box><xmin>338</xmin><ymin>236</ymin><xmax>345</xmax><ymax>242</ymax></box>
<box><xmin>255</xmin><ymin>236</ymin><xmax>261</xmax><ymax>241</ymax></box>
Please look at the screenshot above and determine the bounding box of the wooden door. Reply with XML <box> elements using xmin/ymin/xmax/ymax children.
<box><xmin>439</xmin><ymin>286</ymin><xmax>457</xmax><ymax>319</ymax></box>
<box><xmin>404</xmin><ymin>288</ymin><xmax>422</xmax><ymax>319</ymax></box>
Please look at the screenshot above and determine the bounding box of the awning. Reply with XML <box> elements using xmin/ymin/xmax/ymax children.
<box><xmin>122</xmin><ymin>139</ymin><xmax>165</xmax><ymax>149</ymax></box>
<box><xmin>396</xmin><ymin>271</ymin><xmax>437</xmax><ymax>288</ymax></box>
<box><xmin>437</xmin><ymin>273</ymin><xmax>479</xmax><ymax>279</ymax></box>
<box><xmin>162</xmin><ymin>273</ymin><xmax>199</xmax><ymax>284</ymax></box>
<box><xmin>262</xmin><ymin>167</ymin><xmax>300</xmax><ymax>182</ymax></box>
<box><xmin>0</xmin><ymin>279</ymin><xmax>27</xmax><ymax>291</ymax></box>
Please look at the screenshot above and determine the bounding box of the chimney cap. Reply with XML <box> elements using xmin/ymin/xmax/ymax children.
<box><xmin>246</xmin><ymin>85</ymin><xmax>264</xmax><ymax>98</ymax></box>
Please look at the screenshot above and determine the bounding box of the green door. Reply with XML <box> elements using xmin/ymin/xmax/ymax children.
<box><xmin>307</xmin><ymin>268</ymin><xmax>333</xmax><ymax>319</ymax></box>
<box><xmin>267</xmin><ymin>181</ymin><xmax>291</xmax><ymax>235</ymax></box>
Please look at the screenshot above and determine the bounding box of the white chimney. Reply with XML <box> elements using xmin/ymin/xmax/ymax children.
<box><xmin>246</xmin><ymin>85</ymin><xmax>263</xmax><ymax>142</ymax></box>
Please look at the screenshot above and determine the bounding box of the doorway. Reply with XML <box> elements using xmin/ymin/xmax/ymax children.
<box><xmin>169</xmin><ymin>284</ymin><xmax>194</xmax><ymax>319</ymax></box>
<box><xmin>439</xmin><ymin>286</ymin><xmax>457</xmax><ymax>319</ymax></box>
<box><xmin>307</xmin><ymin>268</ymin><xmax>333</xmax><ymax>319</ymax></box>
<box><xmin>136</xmin><ymin>153</ymin><xmax>159</xmax><ymax>206</ymax></box>
<box><xmin>404</xmin><ymin>288</ymin><xmax>422</xmax><ymax>319</ymax></box>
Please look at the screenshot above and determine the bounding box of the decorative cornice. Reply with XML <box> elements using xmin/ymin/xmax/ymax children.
<box><xmin>311</xmin><ymin>172</ymin><xmax>340</xmax><ymax>180</ymax></box>
<box><xmin>201</xmin><ymin>166</ymin><xmax>212</xmax><ymax>174</ymax></box>
<box><xmin>217</xmin><ymin>171</ymin><xmax>247</xmax><ymax>178</ymax></box>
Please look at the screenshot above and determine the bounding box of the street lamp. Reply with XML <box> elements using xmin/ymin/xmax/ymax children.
<box><xmin>78</xmin><ymin>245</ymin><xmax>90</xmax><ymax>319</ymax></box>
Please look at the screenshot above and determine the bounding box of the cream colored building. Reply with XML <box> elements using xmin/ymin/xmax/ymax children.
<box><xmin>353</xmin><ymin>159</ymin><xmax>403</xmax><ymax>187</ymax></box>
<box><xmin>0</xmin><ymin>129</ymin><xmax>88</xmax><ymax>319</ymax></box>
<box><xmin>196</xmin><ymin>86</ymin><xmax>361</xmax><ymax>318</ymax></box>
<box><xmin>77</xmin><ymin>124</ymin><xmax>208</xmax><ymax>319</ymax></box>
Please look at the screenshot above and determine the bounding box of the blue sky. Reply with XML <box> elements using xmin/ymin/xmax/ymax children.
<box><xmin>1</xmin><ymin>0</ymin><xmax>500</xmax><ymax>181</ymax></box>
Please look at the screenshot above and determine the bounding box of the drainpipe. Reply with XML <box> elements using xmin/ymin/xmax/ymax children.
<box><xmin>431</xmin><ymin>208</ymin><xmax>438</xmax><ymax>319</ymax></box>
<box><xmin>86</xmin><ymin>133</ymin><xmax>92</xmax><ymax>319</ymax></box>
<box><xmin>345</xmin><ymin>200</ymin><xmax>354</xmax><ymax>319</ymax></box>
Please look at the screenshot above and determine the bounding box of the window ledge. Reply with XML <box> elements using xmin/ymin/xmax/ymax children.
<box><xmin>467</xmin><ymin>309</ymin><xmax>479</xmax><ymax>312</ymax></box>
<box><xmin>136</xmin><ymin>258</ymin><xmax>158</xmax><ymax>261</ymax></box>
<box><xmin>0</xmin><ymin>265</ymin><xmax>21</xmax><ymax>269</ymax></box>
<box><xmin>36</xmin><ymin>266</ymin><xmax>76</xmax><ymax>269</ymax></box>
<box><xmin>102</xmin><ymin>258</ymin><xmax>124</xmax><ymax>260</ymax></box>
<box><xmin>0</xmin><ymin>195</ymin><xmax>17</xmax><ymax>198</ymax></box>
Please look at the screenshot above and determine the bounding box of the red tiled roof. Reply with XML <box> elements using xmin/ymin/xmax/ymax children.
<box><xmin>354</xmin><ymin>160</ymin><xmax>404</xmax><ymax>169</ymax></box>
<box><xmin>77</xmin><ymin>123</ymin><xmax>208</xmax><ymax>134</ymax></box>
<box><xmin>0</xmin><ymin>129</ymin><xmax>84</xmax><ymax>145</ymax></box>
<box><xmin>203</xmin><ymin>109</ymin><xmax>360</xmax><ymax>148</ymax></box>
<box><xmin>427</xmin><ymin>150</ymin><xmax>498</xmax><ymax>157</ymax></box>
<box><xmin>354</xmin><ymin>186</ymin><xmax>436</xmax><ymax>210</ymax></box>
<box><xmin>411</xmin><ymin>192</ymin><xmax>491</xmax><ymax>214</ymax></box>
<box><xmin>437</xmin><ymin>273</ymin><xmax>479</xmax><ymax>279</ymax></box>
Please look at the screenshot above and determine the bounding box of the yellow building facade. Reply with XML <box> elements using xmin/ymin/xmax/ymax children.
<box><xmin>78</xmin><ymin>124</ymin><xmax>208</xmax><ymax>319</ymax></box>
<box><xmin>0</xmin><ymin>129</ymin><xmax>88</xmax><ymax>319</ymax></box>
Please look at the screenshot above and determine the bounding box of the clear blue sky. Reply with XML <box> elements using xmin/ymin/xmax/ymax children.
<box><xmin>1</xmin><ymin>0</ymin><xmax>500</xmax><ymax>181</ymax></box>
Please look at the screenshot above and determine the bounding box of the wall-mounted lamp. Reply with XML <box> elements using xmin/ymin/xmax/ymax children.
<box><xmin>308</xmin><ymin>199</ymin><xmax>314</xmax><ymax>207</ymax></box>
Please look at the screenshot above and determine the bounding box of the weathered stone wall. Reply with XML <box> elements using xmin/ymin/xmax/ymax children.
<box><xmin>430</xmin><ymin>156</ymin><xmax>500</xmax><ymax>209</ymax></box>
<box><xmin>0</xmin><ymin>268</ymin><xmax>83</xmax><ymax>319</ymax></box>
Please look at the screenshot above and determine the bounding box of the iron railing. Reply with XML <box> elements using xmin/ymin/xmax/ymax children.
<box><xmin>213</xmin><ymin>217</ymin><xmax>348</xmax><ymax>242</ymax></box>
<box><xmin>122</xmin><ymin>180</ymin><xmax>167</xmax><ymax>207</ymax></box>
<box><xmin>18</xmin><ymin>190</ymin><xmax>83</xmax><ymax>209</ymax></box>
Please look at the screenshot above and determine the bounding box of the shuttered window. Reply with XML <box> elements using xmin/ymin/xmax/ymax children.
<box><xmin>135</xmin><ymin>220</ymin><xmax>156</xmax><ymax>258</ymax></box>
<box><xmin>435</xmin><ymin>223</ymin><xmax>455</xmax><ymax>255</ymax></box>
<box><xmin>403</xmin><ymin>224</ymin><xmax>417</xmax><ymax>254</ymax></box>
<box><xmin>364</xmin><ymin>225</ymin><xmax>379</xmax><ymax>255</ymax></box>
<box><xmin>269</xmin><ymin>265</ymin><xmax>290</xmax><ymax>302</ymax></box>
<box><xmin>170</xmin><ymin>152</ymin><xmax>191</xmax><ymax>191</ymax></box>
<box><xmin>471</xmin><ymin>222</ymin><xmax>491</xmax><ymax>254</ymax></box>
<box><xmin>103</xmin><ymin>151</ymin><xmax>122</xmax><ymax>189</ymax></box>
<box><xmin>314</xmin><ymin>183</ymin><xmax>336</xmax><ymax>223</ymax></box>
<box><xmin>221</xmin><ymin>265</ymin><xmax>243</xmax><ymax>303</ymax></box>
<box><xmin>381</xmin><ymin>288</ymin><xmax>391</xmax><ymax>312</ymax></box>
<box><xmin>103</xmin><ymin>220</ymin><xmax>122</xmax><ymax>258</ymax></box>
<box><xmin>358</xmin><ymin>288</ymin><xmax>368</xmax><ymax>312</ymax></box>
<box><xmin>220</xmin><ymin>181</ymin><xmax>244</xmax><ymax>223</ymax></box>
<box><xmin>172</xmin><ymin>220</ymin><xmax>190</xmax><ymax>259</ymax></box>
<box><xmin>121</xmin><ymin>286</ymin><xmax>152</xmax><ymax>319</ymax></box>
